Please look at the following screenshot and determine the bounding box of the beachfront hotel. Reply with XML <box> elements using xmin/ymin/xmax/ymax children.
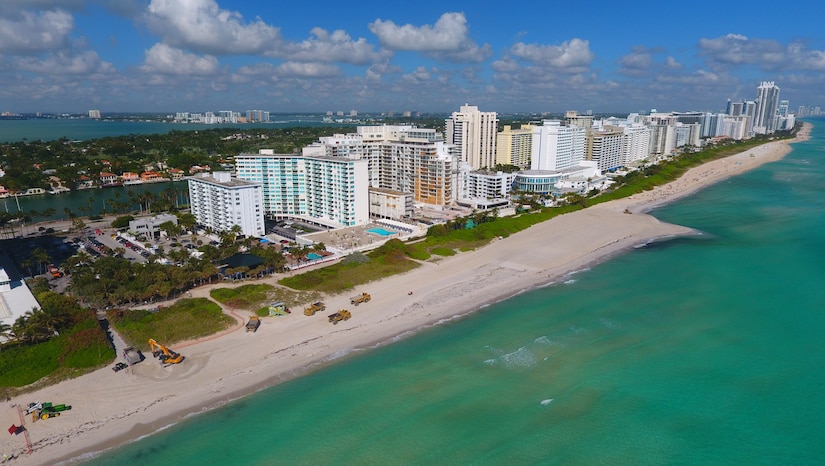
<box><xmin>446</xmin><ymin>104</ymin><xmax>499</xmax><ymax>170</ymax></box>
<box><xmin>235</xmin><ymin>151</ymin><xmax>369</xmax><ymax>227</ymax></box>
<box><xmin>496</xmin><ymin>124</ymin><xmax>535</xmax><ymax>168</ymax></box>
<box><xmin>187</xmin><ymin>171</ymin><xmax>265</xmax><ymax>237</ymax></box>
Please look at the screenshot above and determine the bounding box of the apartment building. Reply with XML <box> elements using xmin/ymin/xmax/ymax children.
<box><xmin>586</xmin><ymin>127</ymin><xmax>624</xmax><ymax>172</ymax></box>
<box><xmin>446</xmin><ymin>104</ymin><xmax>498</xmax><ymax>170</ymax></box>
<box><xmin>187</xmin><ymin>171</ymin><xmax>265</xmax><ymax>237</ymax></box>
<box><xmin>235</xmin><ymin>151</ymin><xmax>369</xmax><ymax>227</ymax></box>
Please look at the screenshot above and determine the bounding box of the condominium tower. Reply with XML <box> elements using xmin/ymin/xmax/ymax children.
<box><xmin>187</xmin><ymin>172</ymin><xmax>265</xmax><ymax>237</ymax></box>
<box><xmin>235</xmin><ymin>151</ymin><xmax>369</xmax><ymax>227</ymax></box>
<box><xmin>753</xmin><ymin>81</ymin><xmax>780</xmax><ymax>135</ymax></box>
<box><xmin>446</xmin><ymin>104</ymin><xmax>498</xmax><ymax>170</ymax></box>
<box><xmin>531</xmin><ymin>120</ymin><xmax>586</xmax><ymax>171</ymax></box>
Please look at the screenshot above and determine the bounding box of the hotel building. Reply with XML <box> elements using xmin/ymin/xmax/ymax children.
<box><xmin>496</xmin><ymin>125</ymin><xmax>535</xmax><ymax>168</ymax></box>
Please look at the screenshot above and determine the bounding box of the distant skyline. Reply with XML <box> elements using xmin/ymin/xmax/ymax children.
<box><xmin>1</xmin><ymin>0</ymin><xmax>823</xmax><ymax>114</ymax></box>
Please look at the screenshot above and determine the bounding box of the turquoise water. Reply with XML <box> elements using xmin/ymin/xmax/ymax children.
<box><xmin>84</xmin><ymin>122</ymin><xmax>825</xmax><ymax>465</ymax></box>
<box><xmin>306</xmin><ymin>253</ymin><xmax>323</xmax><ymax>260</ymax></box>
<box><xmin>367</xmin><ymin>227</ymin><xmax>395</xmax><ymax>236</ymax></box>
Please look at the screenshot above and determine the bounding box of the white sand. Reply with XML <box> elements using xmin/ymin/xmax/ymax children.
<box><xmin>0</xmin><ymin>124</ymin><xmax>810</xmax><ymax>464</ymax></box>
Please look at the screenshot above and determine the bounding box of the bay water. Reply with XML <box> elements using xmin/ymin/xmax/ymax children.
<box><xmin>79</xmin><ymin>121</ymin><xmax>825</xmax><ymax>464</ymax></box>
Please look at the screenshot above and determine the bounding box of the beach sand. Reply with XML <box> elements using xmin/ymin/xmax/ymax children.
<box><xmin>0</xmin><ymin>124</ymin><xmax>810</xmax><ymax>464</ymax></box>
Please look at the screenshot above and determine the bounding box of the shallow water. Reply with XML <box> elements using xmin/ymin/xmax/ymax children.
<box><xmin>84</xmin><ymin>121</ymin><xmax>825</xmax><ymax>465</ymax></box>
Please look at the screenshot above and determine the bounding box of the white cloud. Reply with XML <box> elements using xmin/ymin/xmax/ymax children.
<box><xmin>0</xmin><ymin>9</ymin><xmax>74</xmax><ymax>54</ymax></box>
<box><xmin>509</xmin><ymin>38</ymin><xmax>594</xmax><ymax>73</ymax></box>
<box><xmin>369</xmin><ymin>12</ymin><xmax>491</xmax><ymax>62</ymax></box>
<box><xmin>274</xmin><ymin>61</ymin><xmax>342</xmax><ymax>78</ymax></box>
<box><xmin>141</xmin><ymin>43</ymin><xmax>220</xmax><ymax>75</ymax></box>
<box><xmin>16</xmin><ymin>50</ymin><xmax>115</xmax><ymax>75</ymax></box>
<box><xmin>145</xmin><ymin>0</ymin><xmax>282</xmax><ymax>55</ymax></box>
<box><xmin>276</xmin><ymin>27</ymin><xmax>389</xmax><ymax>65</ymax></box>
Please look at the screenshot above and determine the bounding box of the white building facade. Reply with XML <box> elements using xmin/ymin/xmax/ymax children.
<box><xmin>531</xmin><ymin>120</ymin><xmax>586</xmax><ymax>171</ymax></box>
<box><xmin>235</xmin><ymin>151</ymin><xmax>369</xmax><ymax>227</ymax></box>
<box><xmin>187</xmin><ymin>172</ymin><xmax>265</xmax><ymax>237</ymax></box>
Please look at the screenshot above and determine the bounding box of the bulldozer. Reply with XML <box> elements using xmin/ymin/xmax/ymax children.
<box><xmin>148</xmin><ymin>339</ymin><xmax>184</xmax><ymax>364</ymax></box>
<box><xmin>350</xmin><ymin>293</ymin><xmax>371</xmax><ymax>306</ymax></box>
<box><xmin>304</xmin><ymin>301</ymin><xmax>326</xmax><ymax>316</ymax></box>
<box><xmin>328</xmin><ymin>310</ymin><xmax>351</xmax><ymax>325</ymax></box>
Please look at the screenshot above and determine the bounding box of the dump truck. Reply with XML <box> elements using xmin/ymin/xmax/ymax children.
<box><xmin>304</xmin><ymin>302</ymin><xmax>326</xmax><ymax>316</ymax></box>
<box><xmin>328</xmin><ymin>310</ymin><xmax>351</xmax><ymax>325</ymax></box>
<box><xmin>148</xmin><ymin>339</ymin><xmax>184</xmax><ymax>364</ymax></box>
<box><xmin>350</xmin><ymin>293</ymin><xmax>371</xmax><ymax>306</ymax></box>
<box><xmin>246</xmin><ymin>315</ymin><xmax>261</xmax><ymax>332</ymax></box>
<box><xmin>123</xmin><ymin>347</ymin><xmax>143</xmax><ymax>365</ymax></box>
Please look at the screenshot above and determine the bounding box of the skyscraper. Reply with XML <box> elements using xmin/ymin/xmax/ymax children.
<box><xmin>753</xmin><ymin>81</ymin><xmax>780</xmax><ymax>135</ymax></box>
<box><xmin>445</xmin><ymin>104</ymin><xmax>498</xmax><ymax>170</ymax></box>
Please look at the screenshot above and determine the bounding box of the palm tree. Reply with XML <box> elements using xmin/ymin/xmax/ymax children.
<box><xmin>0</xmin><ymin>322</ymin><xmax>12</xmax><ymax>343</ymax></box>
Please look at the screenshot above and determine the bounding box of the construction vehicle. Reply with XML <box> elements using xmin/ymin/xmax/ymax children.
<box><xmin>350</xmin><ymin>293</ymin><xmax>371</xmax><ymax>306</ymax></box>
<box><xmin>304</xmin><ymin>302</ymin><xmax>326</xmax><ymax>316</ymax></box>
<box><xmin>26</xmin><ymin>402</ymin><xmax>72</xmax><ymax>421</ymax></box>
<box><xmin>123</xmin><ymin>347</ymin><xmax>143</xmax><ymax>365</ymax></box>
<box><xmin>268</xmin><ymin>301</ymin><xmax>290</xmax><ymax>316</ymax></box>
<box><xmin>148</xmin><ymin>339</ymin><xmax>184</xmax><ymax>364</ymax></box>
<box><xmin>246</xmin><ymin>315</ymin><xmax>261</xmax><ymax>332</ymax></box>
<box><xmin>328</xmin><ymin>310</ymin><xmax>351</xmax><ymax>325</ymax></box>
<box><xmin>48</xmin><ymin>264</ymin><xmax>63</xmax><ymax>278</ymax></box>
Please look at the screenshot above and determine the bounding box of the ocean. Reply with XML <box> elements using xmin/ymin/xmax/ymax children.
<box><xmin>77</xmin><ymin>120</ymin><xmax>824</xmax><ymax>464</ymax></box>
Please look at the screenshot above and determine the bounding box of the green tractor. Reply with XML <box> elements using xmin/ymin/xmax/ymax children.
<box><xmin>27</xmin><ymin>402</ymin><xmax>72</xmax><ymax>421</ymax></box>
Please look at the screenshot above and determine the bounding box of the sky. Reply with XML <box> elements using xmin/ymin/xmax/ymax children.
<box><xmin>1</xmin><ymin>0</ymin><xmax>824</xmax><ymax>115</ymax></box>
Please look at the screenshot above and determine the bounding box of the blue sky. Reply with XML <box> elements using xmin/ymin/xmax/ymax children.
<box><xmin>1</xmin><ymin>0</ymin><xmax>823</xmax><ymax>114</ymax></box>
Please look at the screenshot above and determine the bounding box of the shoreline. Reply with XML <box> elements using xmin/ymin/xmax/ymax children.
<box><xmin>1</xmin><ymin>124</ymin><xmax>811</xmax><ymax>465</ymax></box>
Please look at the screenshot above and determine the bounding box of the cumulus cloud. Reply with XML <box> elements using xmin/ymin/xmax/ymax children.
<box><xmin>141</xmin><ymin>43</ymin><xmax>220</xmax><ymax>75</ymax></box>
<box><xmin>369</xmin><ymin>12</ymin><xmax>491</xmax><ymax>62</ymax></box>
<box><xmin>274</xmin><ymin>61</ymin><xmax>342</xmax><ymax>78</ymax></box>
<box><xmin>0</xmin><ymin>9</ymin><xmax>74</xmax><ymax>54</ymax></box>
<box><xmin>700</xmin><ymin>33</ymin><xmax>825</xmax><ymax>72</ymax></box>
<box><xmin>276</xmin><ymin>27</ymin><xmax>389</xmax><ymax>65</ymax></box>
<box><xmin>144</xmin><ymin>0</ymin><xmax>282</xmax><ymax>55</ymax></box>
<box><xmin>508</xmin><ymin>38</ymin><xmax>594</xmax><ymax>73</ymax></box>
<box><xmin>16</xmin><ymin>50</ymin><xmax>115</xmax><ymax>75</ymax></box>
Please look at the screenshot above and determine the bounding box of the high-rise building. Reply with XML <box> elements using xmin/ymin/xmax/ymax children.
<box><xmin>187</xmin><ymin>172</ymin><xmax>265</xmax><ymax>237</ymax></box>
<box><xmin>235</xmin><ymin>151</ymin><xmax>369</xmax><ymax>227</ymax></box>
<box><xmin>88</xmin><ymin>109</ymin><xmax>101</xmax><ymax>119</ymax></box>
<box><xmin>586</xmin><ymin>127</ymin><xmax>624</xmax><ymax>171</ymax></box>
<box><xmin>496</xmin><ymin>124</ymin><xmax>534</xmax><ymax>168</ymax></box>
<box><xmin>445</xmin><ymin>104</ymin><xmax>498</xmax><ymax>170</ymax></box>
<box><xmin>531</xmin><ymin>120</ymin><xmax>585</xmax><ymax>171</ymax></box>
<box><xmin>753</xmin><ymin>81</ymin><xmax>780</xmax><ymax>135</ymax></box>
<box><xmin>778</xmin><ymin>100</ymin><xmax>789</xmax><ymax>117</ymax></box>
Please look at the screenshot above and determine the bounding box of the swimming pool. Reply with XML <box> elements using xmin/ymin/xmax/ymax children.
<box><xmin>367</xmin><ymin>228</ymin><xmax>395</xmax><ymax>237</ymax></box>
<box><xmin>307</xmin><ymin>253</ymin><xmax>323</xmax><ymax>260</ymax></box>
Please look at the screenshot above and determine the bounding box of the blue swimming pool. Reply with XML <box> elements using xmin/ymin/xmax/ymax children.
<box><xmin>367</xmin><ymin>228</ymin><xmax>395</xmax><ymax>237</ymax></box>
<box><xmin>307</xmin><ymin>253</ymin><xmax>322</xmax><ymax>260</ymax></box>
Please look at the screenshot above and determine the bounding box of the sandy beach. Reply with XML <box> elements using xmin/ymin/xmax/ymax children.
<box><xmin>0</xmin><ymin>124</ymin><xmax>810</xmax><ymax>465</ymax></box>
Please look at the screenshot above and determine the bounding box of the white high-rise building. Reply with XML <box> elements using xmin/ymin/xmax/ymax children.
<box><xmin>753</xmin><ymin>81</ymin><xmax>780</xmax><ymax>135</ymax></box>
<box><xmin>446</xmin><ymin>104</ymin><xmax>498</xmax><ymax>170</ymax></box>
<box><xmin>531</xmin><ymin>120</ymin><xmax>586</xmax><ymax>171</ymax></box>
<box><xmin>618</xmin><ymin>124</ymin><xmax>651</xmax><ymax>163</ymax></box>
<box><xmin>235</xmin><ymin>151</ymin><xmax>369</xmax><ymax>227</ymax></box>
<box><xmin>187</xmin><ymin>172</ymin><xmax>265</xmax><ymax>237</ymax></box>
<box><xmin>88</xmin><ymin>109</ymin><xmax>101</xmax><ymax>119</ymax></box>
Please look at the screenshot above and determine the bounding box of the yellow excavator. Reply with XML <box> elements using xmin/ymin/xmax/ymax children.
<box><xmin>148</xmin><ymin>339</ymin><xmax>184</xmax><ymax>364</ymax></box>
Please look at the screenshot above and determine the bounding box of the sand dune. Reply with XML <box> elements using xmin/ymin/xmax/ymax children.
<box><xmin>0</xmin><ymin>124</ymin><xmax>809</xmax><ymax>465</ymax></box>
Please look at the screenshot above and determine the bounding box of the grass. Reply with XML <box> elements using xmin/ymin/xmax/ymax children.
<box><xmin>0</xmin><ymin>318</ymin><xmax>114</xmax><ymax>393</ymax></box>
<box><xmin>210</xmin><ymin>283</ymin><xmax>322</xmax><ymax>312</ymax></box>
<box><xmin>108</xmin><ymin>297</ymin><xmax>235</xmax><ymax>349</ymax></box>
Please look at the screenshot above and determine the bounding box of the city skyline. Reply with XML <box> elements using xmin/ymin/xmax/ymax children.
<box><xmin>1</xmin><ymin>1</ymin><xmax>824</xmax><ymax>114</ymax></box>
